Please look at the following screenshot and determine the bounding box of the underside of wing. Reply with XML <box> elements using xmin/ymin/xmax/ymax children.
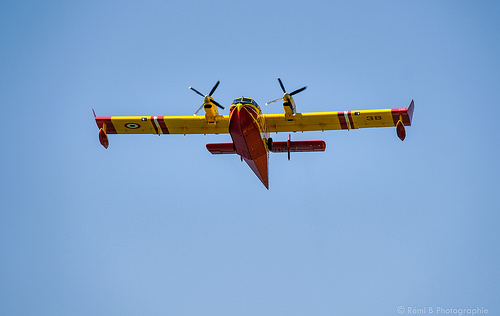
<box><xmin>95</xmin><ymin>115</ymin><xmax>230</xmax><ymax>135</ymax></box>
<box><xmin>263</xmin><ymin>100</ymin><xmax>414</xmax><ymax>133</ymax></box>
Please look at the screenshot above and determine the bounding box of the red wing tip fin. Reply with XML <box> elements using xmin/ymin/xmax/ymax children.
<box><xmin>395</xmin><ymin>100</ymin><xmax>413</xmax><ymax>141</ymax></box>
<box><xmin>407</xmin><ymin>100</ymin><xmax>415</xmax><ymax>125</ymax></box>
<box><xmin>92</xmin><ymin>109</ymin><xmax>96</xmax><ymax>118</ymax></box>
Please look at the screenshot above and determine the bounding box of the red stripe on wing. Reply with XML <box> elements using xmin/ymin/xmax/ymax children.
<box><xmin>150</xmin><ymin>116</ymin><xmax>159</xmax><ymax>134</ymax></box>
<box><xmin>337</xmin><ymin>112</ymin><xmax>348</xmax><ymax>130</ymax></box>
<box><xmin>157</xmin><ymin>116</ymin><xmax>170</xmax><ymax>134</ymax></box>
<box><xmin>348</xmin><ymin>111</ymin><xmax>355</xmax><ymax>129</ymax></box>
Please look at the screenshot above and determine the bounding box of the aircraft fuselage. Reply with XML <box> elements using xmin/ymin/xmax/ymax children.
<box><xmin>228</xmin><ymin>98</ymin><xmax>270</xmax><ymax>189</ymax></box>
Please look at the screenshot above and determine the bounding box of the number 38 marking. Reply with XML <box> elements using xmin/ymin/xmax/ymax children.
<box><xmin>366</xmin><ymin>116</ymin><xmax>382</xmax><ymax>121</ymax></box>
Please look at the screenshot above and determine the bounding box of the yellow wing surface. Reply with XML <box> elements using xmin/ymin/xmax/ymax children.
<box><xmin>95</xmin><ymin>115</ymin><xmax>230</xmax><ymax>135</ymax></box>
<box><xmin>95</xmin><ymin>100</ymin><xmax>413</xmax><ymax>142</ymax></box>
<box><xmin>263</xmin><ymin>100</ymin><xmax>414</xmax><ymax>133</ymax></box>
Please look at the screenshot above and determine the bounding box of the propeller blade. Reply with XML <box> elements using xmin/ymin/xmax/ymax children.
<box><xmin>265</xmin><ymin>98</ymin><xmax>283</xmax><ymax>106</ymax></box>
<box><xmin>190</xmin><ymin>81</ymin><xmax>224</xmax><ymax>113</ymax></box>
<box><xmin>209</xmin><ymin>81</ymin><xmax>220</xmax><ymax>96</ymax></box>
<box><xmin>213</xmin><ymin>99</ymin><xmax>225</xmax><ymax>110</ymax></box>
<box><xmin>290</xmin><ymin>86</ymin><xmax>307</xmax><ymax>96</ymax></box>
<box><xmin>194</xmin><ymin>103</ymin><xmax>204</xmax><ymax>115</ymax></box>
<box><xmin>189</xmin><ymin>86</ymin><xmax>205</xmax><ymax>98</ymax></box>
<box><xmin>278</xmin><ymin>77</ymin><xmax>286</xmax><ymax>94</ymax></box>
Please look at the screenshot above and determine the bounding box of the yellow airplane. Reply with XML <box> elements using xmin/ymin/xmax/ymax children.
<box><xmin>94</xmin><ymin>78</ymin><xmax>414</xmax><ymax>189</ymax></box>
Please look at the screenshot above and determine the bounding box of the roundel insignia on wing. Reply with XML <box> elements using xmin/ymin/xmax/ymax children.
<box><xmin>125</xmin><ymin>123</ymin><xmax>140</xmax><ymax>129</ymax></box>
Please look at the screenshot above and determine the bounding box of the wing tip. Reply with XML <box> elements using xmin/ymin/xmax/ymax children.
<box><xmin>407</xmin><ymin>100</ymin><xmax>415</xmax><ymax>125</ymax></box>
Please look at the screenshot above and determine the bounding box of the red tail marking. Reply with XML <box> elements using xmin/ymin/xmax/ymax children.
<box><xmin>206</xmin><ymin>143</ymin><xmax>236</xmax><ymax>154</ymax></box>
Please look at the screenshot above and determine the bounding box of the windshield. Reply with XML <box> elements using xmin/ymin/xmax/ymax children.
<box><xmin>232</xmin><ymin>97</ymin><xmax>260</xmax><ymax>108</ymax></box>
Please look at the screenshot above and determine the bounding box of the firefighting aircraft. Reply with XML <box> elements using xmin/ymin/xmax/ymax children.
<box><xmin>94</xmin><ymin>78</ymin><xmax>414</xmax><ymax>189</ymax></box>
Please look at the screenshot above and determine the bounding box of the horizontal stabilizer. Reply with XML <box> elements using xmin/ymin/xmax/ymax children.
<box><xmin>271</xmin><ymin>140</ymin><xmax>326</xmax><ymax>153</ymax></box>
<box><xmin>206</xmin><ymin>142</ymin><xmax>236</xmax><ymax>154</ymax></box>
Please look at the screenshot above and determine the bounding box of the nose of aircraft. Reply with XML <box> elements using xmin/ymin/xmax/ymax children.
<box><xmin>229</xmin><ymin>103</ymin><xmax>250</xmax><ymax>134</ymax></box>
<box><xmin>229</xmin><ymin>104</ymin><xmax>250</xmax><ymax>159</ymax></box>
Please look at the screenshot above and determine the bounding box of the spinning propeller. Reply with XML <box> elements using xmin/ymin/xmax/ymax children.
<box><xmin>189</xmin><ymin>81</ymin><xmax>224</xmax><ymax>115</ymax></box>
<box><xmin>266</xmin><ymin>78</ymin><xmax>307</xmax><ymax>105</ymax></box>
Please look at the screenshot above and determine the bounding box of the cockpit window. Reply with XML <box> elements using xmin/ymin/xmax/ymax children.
<box><xmin>232</xmin><ymin>97</ymin><xmax>260</xmax><ymax>108</ymax></box>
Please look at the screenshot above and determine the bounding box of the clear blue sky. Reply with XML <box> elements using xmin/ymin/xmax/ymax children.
<box><xmin>1</xmin><ymin>1</ymin><xmax>499</xmax><ymax>315</ymax></box>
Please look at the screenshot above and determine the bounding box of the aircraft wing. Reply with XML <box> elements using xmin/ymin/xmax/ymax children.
<box><xmin>95</xmin><ymin>115</ymin><xmax>230</xmax><ymax>135</ymax></box>
<box><xmin>263</xmin><ymin>100</ymin><xmax>414</xmax><ymax>133</ymax></box>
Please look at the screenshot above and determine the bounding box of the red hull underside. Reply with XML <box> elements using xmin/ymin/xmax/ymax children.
<box><xmin>229</xmin><ymin>105</ymin><xmax>269</xmax><ymax>189</ymax></box>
